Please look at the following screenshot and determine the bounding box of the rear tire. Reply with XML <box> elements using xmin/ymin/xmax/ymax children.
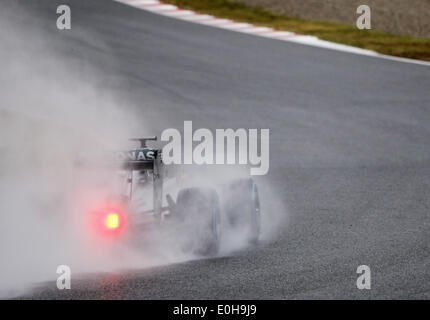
<box><xmin>222</xmin><ymin>178</ymin><xmax>260</xmax><ymax>244</ymax></box>
<box><xmin>176</xmin><ymin>188</ymin><xmax>221</xmax><ymax>256</ymax></box>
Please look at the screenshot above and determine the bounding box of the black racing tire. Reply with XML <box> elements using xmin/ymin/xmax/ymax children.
<box><xmin>176</xmin><ymin>188</ymin><xmax>221</xmax><ymax>257</ymax></box>
<box><xmin>222</xmin><ymin>178</ymin><xmax>260</xmax><ymax>244</ymax></box>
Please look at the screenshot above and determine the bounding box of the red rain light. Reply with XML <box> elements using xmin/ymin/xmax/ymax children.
<box><xmin>89</xmin><ymin>206</ymin><xmax>126</xmax><ymax>237</ymax></box>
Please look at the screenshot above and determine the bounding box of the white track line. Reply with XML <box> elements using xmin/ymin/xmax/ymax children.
<box><xmin>139</xmin><ymin>4</ymin><xmax>178</xmax><ymax>11</ymax></box>
<box><xmin>239</xmin><ymin>27</ymin><xmax>273</xmax><ymax>33</ymax></box>
<box><xmin>114</xmin><ymin>0</ymin><xmax>430</xmax><ymax>66</ymax></box>
<box><xmin>164</xmin><ymin>10</ymin><xmax>194</xmax><ymax>17</ymax></box>
<box><xmin>181</xmin><ymin>14</ymin><xmax>215</xmax><ymax>21</ymax></box>
<box><xmin>219</xmin><ymin>23</ymin><xmax>252</xmax><ymax>30</ymax></box>
<box><xmin>127</xmin><ymin>0</ymin><xmax>159</xmax><ymax>6</ymax></box>
<box><xmin>200</xmin><ymin>19</ymin><xmax>232</xmax><ymax>26</ymax></box>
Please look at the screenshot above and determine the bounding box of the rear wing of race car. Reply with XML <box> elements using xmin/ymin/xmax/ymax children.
<box><xmin>121</xmin><ymin>137</ymin><xmax>159</xmax><ymax>171</ymax></box>
<box><xmin>119</xmin><ymin>149</ymin><xmax>158</xmax><ymax>170</ymax></box>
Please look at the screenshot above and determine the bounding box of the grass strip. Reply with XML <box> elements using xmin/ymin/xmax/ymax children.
<box><xmin>163</xmin><ymin>0</ymin><xmax>430</xmax><ymax>61</ymax></box>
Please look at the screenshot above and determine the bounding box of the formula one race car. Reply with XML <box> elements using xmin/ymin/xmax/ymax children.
<box><xmin>83</xmin><ymin>137</ymin><xmax>261</xmax><ymax>257</ymax></box>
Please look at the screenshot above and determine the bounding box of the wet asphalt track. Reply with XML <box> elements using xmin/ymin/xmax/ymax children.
<box><xmin>5</xmin><ymin>0</ymin><xmax>430</xmax><ymax>299</ymax></box>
